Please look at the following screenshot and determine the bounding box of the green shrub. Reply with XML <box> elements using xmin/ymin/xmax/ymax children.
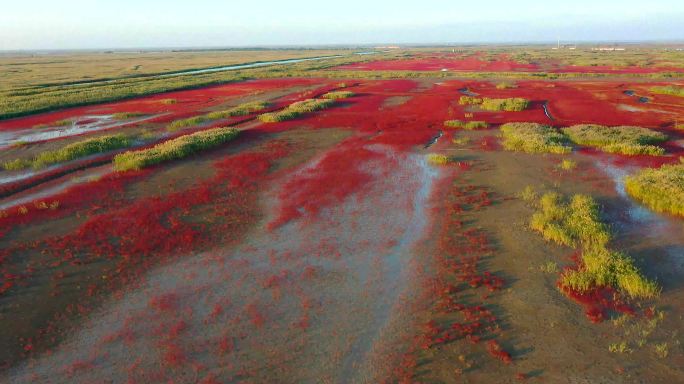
<box><xmin>112</xmin><ymin>112</ymin><xmax>145</xmax><ymax>120</ymax></box>
<box><xmin>258</xmin><ymin>98</ymin><xmax>334</xmax><ymax>123</ymax></box>
<box><xmin>54</xmin><ymin>119</ymin><xmax>73</xmax><ymax>126</ymax></box>
<box><xmin>650</xmin><ymin>85</ymin><xmax>684</xmax><ymax>97</ymax></box>
<box><xmin>2</xmin><ymin>158</ymin><xmax>32</xmax><ymax>171</ymax></box>
<box><xmin>530</xmin><ymin>192</ymin><xmax>659</xmax><ymax>299</ymax></box>
<box><xmin>500</xmin><ymin>123</ymin><xmax>571</xmax><ymax>154</ymax></box>
<box><xmin>322</xmin><ymin>91</ymin><xmax>355</xmax><ymax>99</ymax></box>
<box><xmin>34</xmin><ymin>134</ymin><xmax>132</xmax><ymax>168</ymax></box>
<box><xmin>481</xmin><ymin>98</ymin><xmax>529</xmax><ymax>111</ymax></box>
<box><xmin>426</xmin><ymin>153</ymin><xmax>453</xmax><ymax>165</ymax></box>
<box><xmin>168</xmin><ymin>101</ymin><xmax>269</xmax><ymax>131</ymax></box>
<box><xmin>559</xmin><ymin>159</ymin><xmax>577</xmax><ymax>170</ymax></box>
<box><xmin>517</xmin><ymin>185</ymin><xmax>538</xmax><ymax>203</ymax></box>
<box><xmin>495</xmin><ymin>82</ymin><xmax>517</xmax><ymax>89</ymax></box>
<box><xmin>562</xmin><ymin>124</ymin><xmax>667</xmax><ymax>155</ymax></box>
<box><xmin>3</xmin><ymin>134</ymin><xmax>132</xmax><ymax>170</ymax></box>
<box><xmin>114</xmin><ymin>127</ymin><xmax>239</xmax><ymax>171</ymax></box>
<box><xmin>625</xmin><ymin>162</ymin><xmax>684</xmax><ymax>217</ymax></box>
<box><xmin>444</xmin><ymin>120</ymin><xmax>489</xmax><ymax>130</ymax></box>
<box><xmin>458</xmin><ymin>96</ymin><xmax>483</xmax><ymax>105</ymax></box>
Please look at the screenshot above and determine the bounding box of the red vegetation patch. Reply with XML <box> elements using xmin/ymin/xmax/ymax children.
<box><xmin>557</xmin><ymin>255</ymin><xmax>636</xmax><ymax>323</ymax></box>
<box><xmin>487</xmin><ymin>340</ymin><xmax>513</xmax><ymax>364</ymax></box>
<box><xmin>395</xmin><ymin>176</ymin><xmax>512</xmax><ymax>382</ymax></box>
<box><xmin>0</xmin><ymin>78</ymin><xmax>325</xmax><ymax>132</ymax></box>
<box><xmin>268</xmin><ymin>144</ymin><xmax>387</xmax><ymax>228</ymax></box>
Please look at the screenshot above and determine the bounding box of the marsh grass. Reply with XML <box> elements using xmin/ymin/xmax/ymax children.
<box><xmin>258</xmin><ymin>98</ymin><xmax>335</xmax><ymax>123</ymax></box>
<box><xmin>2</xmin><ymin>159</ymin><xmax>33</xmax><ymax>171</ymax></box>
<box><xmin>500</xmin><ymin>123</ymin><xmax>572</xmax><ymax>154</ymax></box>
<box><xmin>530</xmin><ymin>192</ymin><xmax>659</xmax><ymax>299</ymax></box>
<box><xmin>562</xmin><ymin>124</ymin><xmax>667</xmax><ymax>156</ymax></box>
<box><xmin>114</xmin><ymin>126</ymin><xmax>239</xmax><ymax>171</ymax></box>
<box><xmin>112</xmin><ymin>112</ymin><xmax>145</xmax><ymax>120</ymax></box>
<box><xmin>2</xmin><ymin>134</ymin><xmax>132</xmax><ymax>170</ymax></box>
<box><xmin>650</xmin><ymin>85</ymin><xmax>684</xmax><ymax>98</ymax></box>
<box><xmin>322</xmin><ymin>91</ymin><xmax>355</xmax><ymax>99</ymax></box>
<box><xmin>559</xmin><ymin>159</ymin><xmax>577</xmax><ymax>170</ymax></box>
<box><xmin>452</xmin><ymin>137</ymin><xmax>471</xmax><ymax>145</ymax></box>
<box><xmin>481</xmin><ymin>98</ymin><xmax>529</xmax><ymax>111</ymax></box>
<box><xmin>426</xmin><ymin>153</ymin><xmax>453</xmax><ymax>165</ymax></box>
<box><xmin>625</xmin><ymin>162</ymin><xmax>684</xmax><ymax>217</ymax></box>
<box><xmin>54</xmin><ymin>119</ymin><xmax>73</xmax><ymax>127</ymax></box>
<box><xmin>517</xmin><ymin>185</ymin><xmax>538</xmax><ymax>203</ymax></box>
<box><xmin>654</xmin><ymin>343</ymin><xmax>669</xmax><ymax>359</ymax></box>
<box><xmin>495</xmin><ymin>82</ymin><xmax>517</xmax><ymax>89</ymax></box>
<box><xmin>458</xmin><ymin>96</ymin><xmax>483</xmax><ymax>105</ymax></box>
<box><xmin>444</xmin><ymin>120</ymin><xmax>489</xmax><ymax>130</ymax></box>
<box><xmin>168</xmin><ymin>101</ymin><xmax>269</xmax><ymax>131</ymax></box>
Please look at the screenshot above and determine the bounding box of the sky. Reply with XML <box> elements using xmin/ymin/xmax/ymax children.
<box><xmin>1</xmin><ymin>0</ymin><xmax>683</xmax><ymax>50</ymax></box>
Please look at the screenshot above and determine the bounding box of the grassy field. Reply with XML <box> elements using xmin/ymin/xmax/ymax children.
<box><xmin>1</xmin><ymin>47</ymin><xmax>684</xmax><ymax>384</ymax></box>
<box><xmin>3</xmin><ymin>47</ymin><xmax>684</xmax><ymax>121</ymax></box>
<box><xmin>0</xmin><ymin>49</ymin><xmax>355</xmax><ymax>90</ymax></box>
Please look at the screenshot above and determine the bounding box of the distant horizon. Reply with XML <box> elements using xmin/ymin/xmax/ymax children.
<box><xmin>2</xmin><ymin>0</ymin><xmax>683</xmax><ymax>51</ymax></box>
<box><xmin>3</xmin><ymin>40</ymin><xmax>684</xmax><ymax>54</ymax></box>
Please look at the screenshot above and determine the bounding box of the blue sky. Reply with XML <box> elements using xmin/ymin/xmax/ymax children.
<box><xmin>1</xmin><ymin>0</ymin><xmax>682</xmax><ymax>50</ymax></box>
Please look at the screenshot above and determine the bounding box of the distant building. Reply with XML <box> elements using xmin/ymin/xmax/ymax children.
<box><xmin>591</xmin><ymin>47</ymin><xmax>626</xmax><ymax>51</ymax></box>
<box><xmin>551</xmin><ymin>41</ymin><xmax>577</xmax><ymax>50</ymax></box>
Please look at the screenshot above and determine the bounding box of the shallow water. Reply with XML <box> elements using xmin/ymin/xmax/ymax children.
<box><xmin>4</xmin><ymin>145</ymin><xmax>439</xmax><ymax>383</ymax></box>
<box><xmin>59</xmin><ymin>52</ymin><xmax>377</xmax><ymax>88</ymax></box>
<box><xmin>458</xmin><ymin>88</ymin><xmax>479</xmax><ymax>97</ymax></box>
<box><xmin>0</xmin><ymin>166</ymin><xmax>111</xmax><ymax>210</ymax></box>
<box><xmin>0</xmin><ymin>115</ymin><xmax>158</xmax><ymax>147</ymax></box>
<box><xmin>600</xmin><ymin>162</ymin><xmax>663</xmax><ymax>224</ymax></box>
<box><xmin>542</xmin><ymin>101</ymin><xmax>554</xmax><ymax>121</ymax></box>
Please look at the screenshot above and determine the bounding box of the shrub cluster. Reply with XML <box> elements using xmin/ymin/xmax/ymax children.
<box><xmin>625</xmin><ymin>161</ymin><xmax>684</xmax><ymax>217</ymax></box>
<box><xmin>480</xmin><ymin>98</ymin><xmax>529</xmax><ymax>112</ymax></box>
<box><xmin>168</xmin><ymin>101</ymin><xmax>269</xmax><ymax>131</ymax></box>
<box><xmin>2</xmin><ymin>134</ymin><xmax>132</xmax><ymax>170</ymax></box>
<box><xmin>458</xmin><ymin>96</ymin><xmax>483</xmax><ymax>105</ymax></box>
<box><xmin>321</xmin><ymin>91</ymin><xmax>355</xmax><ymax>99</ymax></box>
<box><xmin>114</xmin><ymin>127</ymin><xmax>239</xmax><ymax>171</ymax></box>
<box><xmin>258</xmin><ymin>98</ymin><xmax>335</xmax><ymax>123</ymax></box>
<box><xmin>426</xmin><ymin>153</ymin><xmax>453</xmax><ymax>165</ymax></box>
<box><xmin>444</xmin><ymin>120</ymin><xmax>489</xmax><ymax>130</ymax></box>
<box><xmin>530</xmin><ymin>192</ymin><xmax>659</xmax><ymax>299</ymax></box>
<box><xmin>650</xmin><ymin>85</ymin><xmax>684</xmax><ymax>97</ymax></box>
<box><xmin>495</xmin><ymin>82</ymin><xmax>517</xmax><ymax>89</ymax></box>
<box><xmin>562</xmin><ymin>124</ymin><xmax>667</xmax><ymax>156</ymax></box>
<box><xmin>112</xmin><ymin>112</ymin><xmax>145</xmax><ymax>120</ymax></box>
<box><xmin>500</xmin><ymin>123</ymin><xmax>571</xmax><ymax>154</ymax></box>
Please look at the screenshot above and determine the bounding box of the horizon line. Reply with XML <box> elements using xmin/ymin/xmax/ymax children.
<box><xmin>3</xmin><ymin>39</ymin><xmax>684</xmax><ymax>54</ymax></box>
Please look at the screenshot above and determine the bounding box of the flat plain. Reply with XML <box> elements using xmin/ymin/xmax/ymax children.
<box><xmin>1</xmin><ymin>46</ymin><xmax>683</xmax><ymax>383</ymax></box>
